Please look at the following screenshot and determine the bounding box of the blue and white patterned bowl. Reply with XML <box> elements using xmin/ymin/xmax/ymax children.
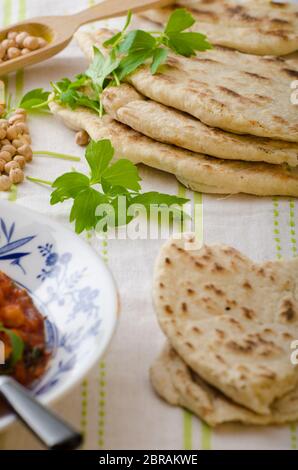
<box><xmin>0</xmin><ymin>200</ymin><xmax>118</xmax><ymax>431</ymax></box>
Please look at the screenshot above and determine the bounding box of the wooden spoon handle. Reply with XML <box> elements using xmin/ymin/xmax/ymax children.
<box><xmin>72</xmin><ymin>0</ymin><xmax>171</xmax><ymax>27</ymax></box>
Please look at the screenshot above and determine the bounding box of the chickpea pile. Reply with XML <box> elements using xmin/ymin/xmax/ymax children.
<box><xmin>0</xmin><ymin>30</ymin><xmax>47</xmax><ymax>62</ymax></box>
<box><xmin>0</xmin><ymin>108</ymin><xmax>32</xmax><ymax>191</ymax></box>
<box><xmin>75</xmin><ymin>130</ymin><xmax>90</xmax><ymax>147</ymax></box>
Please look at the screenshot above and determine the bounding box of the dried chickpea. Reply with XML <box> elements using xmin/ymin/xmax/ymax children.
<box><xmin>0</xmin><ymin>127</ymin><xmax>6</xmax><ymax>140</ymax></box>
<box><xmin>13</xmin><ymin>155</ymin><xmax>26</xmax><ymax>169</ymax></box>
<box><xmin>15</xmin><ymin>108</ymin><xmax>27</xmax><ymax>117</ymax></box>
<box><xmin>0</xmin><ymin>45</ymin><xmax>5</xmax><ymax>60</ymax></box>
<box><xmin>0</xmin><ymin>159</ymin><xmax>6</xmax><ymax>172</ymax></box>
<box><xmin>0</xmin><ymin>151</ymin><xmax>11</xmax><ymax>162</ymax></box>
<box><xmin>2</xmin><ymin>39</ymin><xmax>15</xmax><ymax>50</ymax></box>
<box><xmin>17</xmin><ymin>144</ymin><xmax>32</xmax><ymax>160</ymax></box>
<box><xmin>5</xmin><ymin>160</ymin><xmax>19</xmax><ymax>174</ymax></box>
<box><xmin>12</xmin><ymin>139</ymin><xmax>24</xmax><ymax>149</ymax></box>
<box><xmin>19</xmin><ymin>134</ymin><xmax>31</xmax><ymax>144</ymax></box>
<box><xmin>1</xmin><ymin>144</ymin><xmax>16</xmax><ymax>156</ymax></box>
<box><xmin>1</xmin><ymin>138</ymin><xmax>11</xmax><ymax>146</ymax></box>
<box><xmin>15</xmin><ymin>31</ymin><xmax>29</xmax><ymax>47</ymax></box>
<box><xmin>21</xmin><ymin>48</ymin><xmax>30</xmax><ymax>56</ymax></box>
<box><xmin>7</xmin><ymin>47</ymin><xmax>21</xmax><ymax>60</ymax></box>
<box><xmin>75</xmin><ymin>130</ymin><xmax>90</xmax><ymax>146</ymax></box>
<box><xmin>37</xmin><ymin>37</ymin><xmax>47</xmax><ymax>48</ymax></box>
<box><xmin>9</xmin><ymin>168</ymin><xmax>24</xmax><ymax>184</ymax></box>
<box><xmin>23</xmin><ymin>36</ymin><xmax>39</xmax><ymax>51</ymax></box>
<box><xmin>0</xmin><ymin>119</ymin><xmax>8</xmax><ymax>130</ymax></box>
<box><xmin>7</xmin><ymin>31</ymin><xmax>18</xmax><ymax>40</ymax></box>
<box><xmin>9</xmin><ymin>114</ymin><xmax>26</xmax><ymax>125</ymax></box>
<box><xmin>6</xmin><ymin>125</ymin><xmax>19</xmax><ymax>140</ymax></box>
<box><xmin>0</xmin><ymin>175</ymin><xmax>12</xmax><ymax>191</ymax></box>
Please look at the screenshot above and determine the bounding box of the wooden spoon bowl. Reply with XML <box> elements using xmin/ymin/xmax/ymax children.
<box><xmin>0</xmin><ymin>0</ymin><xmax>172</xmax><ymax>75</ymax></box>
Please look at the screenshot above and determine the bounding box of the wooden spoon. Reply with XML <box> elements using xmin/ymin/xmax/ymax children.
<box><xmin>0</xmin><ymin>0</ymin><xmax>172</xmax><ymax>75</ymax></box>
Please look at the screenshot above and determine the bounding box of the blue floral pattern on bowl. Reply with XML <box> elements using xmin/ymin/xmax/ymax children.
<box><xmin>0</xmin><ymin>201</ymin><xmax>118</xmax><ymax>430</ymax></box>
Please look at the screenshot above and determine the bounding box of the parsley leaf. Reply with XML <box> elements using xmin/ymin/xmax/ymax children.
<box><xmin>151</xmin><ymin>48</ymin><xmax>168</xmax><ymax>74</ymax></box>
<box><xmin>165</xmin><ymin>8</ymin><xmax>195</xmax><ymax>34</ymax></box>
<box><xmin>166</xmin><ymin>32</ymin><xmax>212</xmax><ymax>57</ymax></box>
<box><xmin>0</xmin><ymin>324</ymin><xmax>24</xmax><ymax>367</ymax></box>
<box><xmin>70</xmin><ymin>188</ymin><xmax>108</xmax><ymax>234</ymax></box>
<box><xmin>86</xmin><ymin>139</ymin><xmax>114</xmax><ymax>184</ymax></box>
<box><xmin>86</xmin><ymin>47</ymin><xmax>120</xmax><ymax>91</ymax></box>
<box><xmin>50</xmin><ymin>172</ymin><xmax>90</xmax><ymax>204</ymax></box>
<box><xmin>101</xmin><ymin>159</ymin><xmax>141</xmax><ymax>191</ymax></box>
<box><xmin>19</xmin><ymin>88</ymin><xmax>50</xmax><ymax>112</ymax></box>
<box><xmin>50</xmin><ymin>139</ymin><xmax>189</xmax><ymax>234</ymax></box>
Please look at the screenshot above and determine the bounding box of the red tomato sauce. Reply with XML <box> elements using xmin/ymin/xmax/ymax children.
<box><xmin>0</xmin><ymin>271</ymin><xmax>49</xmax><ymax>386</ymax></box>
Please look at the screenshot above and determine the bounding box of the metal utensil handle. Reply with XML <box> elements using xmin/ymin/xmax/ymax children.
<box><xmin>0</xmin><ymin>376</ymin><xmax>82</xmax><ymax>450</ymax></box>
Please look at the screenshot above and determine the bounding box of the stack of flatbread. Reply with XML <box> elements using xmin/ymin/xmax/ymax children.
<box><xmin>50</xmin><ymin>5</ymin><xmax>298</xmax><ymax>197</ymax></box>
<box><xmin>141</xmin><ymin>0</ymin><xmax>298</xmax><ymax>56</ymax></box>
<box><xmin>151</xmin><ymin>234</ymin><xmax>298</xmax><ymax>426</ymax></box>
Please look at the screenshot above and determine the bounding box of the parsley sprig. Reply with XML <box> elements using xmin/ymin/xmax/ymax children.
<box><xmin>0</xmin><ymin>323</ymin><xmax>24</xmax><ymax>368</ymax></box>
<box><xmin>32</xmin><ymin>139</ymin><xmax>189</xmax><ymax>234</ymax></box>
<box><xmin>19</xmin><ymin>9</ymin><xmax>211</xmax><ymax>117</ymax></box>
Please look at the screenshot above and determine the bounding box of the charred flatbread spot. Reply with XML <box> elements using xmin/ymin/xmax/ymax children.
<box><xmin>242</xmin><ymin>307</ymin><xmax>255</xmax><ymax>320</ymax></box>
<box><xmin>189</xmin><ymin>7</ymin><xmax>218</xmax><ymax>20</ymax></box>
<box><xmin>243</xmin><ymin>281</ymin><xmax>252</xmax><ymax>289</ymax></box>
<box><xmin>273</xmin><ymin>115</ymin><xmax>288</xmax><ymax>125</ymax></box>
<box><xmin>159</xmin><ymin>282</ymin><xmax>165</xmax><ymax>288</ymax></box>
<box><xmin>212</xmin><ymin>262</ymin><xmax>225</xmax><ymax>273</ymax></box>
<box><xmin>264</xmin><ymin>328</ymin><xmax>273</xmax><ymax>334</ymax></box>
<box><xmin>282</xmin><ymin>68</ymin><xmax>298</xmax><ymax>79</ymax></box>
<box><xmin>219</xmin><ymin>86</ymin><xmax>241</xmax><ymax>98</ymax></box>
<box><xmin>243</xmin><ymin>72</ymin><xmax>270</xmax><ymax>81</ymax></box>
<box><xmin>273</xmin><ymin>18</ymin><xmax>290</xmax><ymax>25</ymax></box>
<box><xmin>283</xmin><ymin>332</ymin><xmax>293</xmax><ymax>340</ymax></box>
<box><xmin>226</xmin><ymin>339</ymin><xmax>256</xmax><ymax>353</ymax></box>
<box><xmin>195</xmin><ymin>261</ymin><xmax>204</xmax><ymax>269</ymax></box>
<box><xmin>226</xmin><ymin>5</ymin><xmax>244</xmax><ymax>15</ymax></box>
<box><xmin>227</xmin><ymin>318</ymin><xmax>243</xmax><ymax>330</ymax></box>
<box><xmin>216</xmin><ymin>354</ymin><xmax>226</xmax><ymax>364</ymax></box>
<box><xmin>215</xmin><ymin>329</ymin><xmax>225</xmax><ymax>339</ymax></box>
<box><xmin>181</xmin><ymin>302</ymin><xmax>188</xmax><ymax>313</ymax></box>
<box><xmin>205</xmin><ymin>283</ymin><xmax>224</xmax><ymax>296</ymax></box>
<box><xmin>192</xmin><ymin>326</ymin><xmax>202</xmax><ymax>334</ymax></box>
<box><xmin>280</xmin><ymin>299</ymin><xmax>296</xmax><ymax>321</ymax></box>
<box><xmin>164</xmin><ymin>305</ymin><xmax>173</xmax><ymax>315</ymax></box>
<box><xmin>185</xmin><ymin>341</ymin><xmax>194</xmax><ymax>349</ymax></box>
<box><xmin>165</xmin><ymin>257</ymin><xmax>171</xmax><ymax>265</ymax></box>
<box><xmin>187</xmin><ymin>288</ymin><xmax>195</xmax><ymax>295</ymax></box>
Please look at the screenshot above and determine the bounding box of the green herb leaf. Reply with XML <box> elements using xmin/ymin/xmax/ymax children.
<box><xmin>118</xmin><ymin>49</ymin><xmax>153</xmax><ymax>80</ymax></box>
<box><xmin>119</xmin><ymin>29</ymin><xmax>156</xmax><ymax>54</ymax></box>
<box><xmin>150</xmin><ymin>47</ymin><xmax>168</xmax><ymax>74</ymax></box>
<box><xmin>0</xmin><ymin>324</ymin><xmax>24</xmax><ymax>366</ymax></box>
<box><xmin>86</xmin><ymin>47</ymin><xmax>120</xmax><ymax>90</ymax></box>
<box><xmin>167</xmin><ymin>31</ymin><xmax>212</xmax><ymax>56</ymax></box>
<box><xmin>86</xmin><ymin>139</ymin><xmax>114</xmax><ymax>184</ymax></box>
<box><xmin>165</xmin><ymin>8</ymin><xmax>195</xmax><ymax>34</ymax></box>
<box><xmin>19</xmin><ymin>88</ymin><xmax>50</xmax><ymax>112</ymax></box>
<box><xmin>70</xmin><ymin>188</ymin><xmax>108</xmax><ymax>234</ymax></box>
<box><xmin>102</xmin><ymin>159</ymin><xmax>141</xmax><ymax>191</ymax></box>
<box><xmin>50</xmin><ymin>172</ymin><xmax>90</xmax><ymax>204</ymax></box>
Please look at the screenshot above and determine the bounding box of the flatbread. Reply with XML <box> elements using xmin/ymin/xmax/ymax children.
<box><xmin>151</xmin><ymin>344</ymin><xmax>298</xmax><ymax>427</ymax></box>
<box><xmin>141</xmin><ymin>0</ymin><xmax>298</xmax><ymax>56</ymax></box>
<box><xmin>102</xmin><ymin>83</ymin><xmax>298</xmax><ymax>166</ymax></box>
<box><xmin>75</xmin><ymin>29</ymin><xmax>298</xmax><ymax>142</ymax></box>
<box><xmin>49</xmin><ymin>101</ymin><xmax>298</xmax><ymax>197</ymax></box>
<box><xmin>153</xmin><ymin>235</ymin><xmax>298</xmax><ymax>414</ymax></box>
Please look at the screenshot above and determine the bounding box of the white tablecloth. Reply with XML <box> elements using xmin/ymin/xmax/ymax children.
<box><xmin>0</xmin><ymin>0</ymin><xmax>297</xmax><ymax>450</ymax></box>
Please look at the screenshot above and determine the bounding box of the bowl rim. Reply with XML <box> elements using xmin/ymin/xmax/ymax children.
<box><xmin>0</xmin><ymin>200</ymin><xmax>119</xmax><ymax>432</ymax></box>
